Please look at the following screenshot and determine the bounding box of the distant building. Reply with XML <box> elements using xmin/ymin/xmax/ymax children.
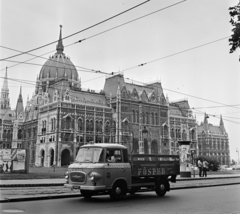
<box><xmin>197</xmin><ymin>113</ymin><xmax>230</xmax><ymax>165</ymax></box>
<box><xmin>0</xmin><ymin>69</ymin><xmax>14</xmax><ymax>149</ymax></box>
<box><xmin>169</xmin><ymin>100</ymin><xmax>198</xmax><ymax>155</ymax></box>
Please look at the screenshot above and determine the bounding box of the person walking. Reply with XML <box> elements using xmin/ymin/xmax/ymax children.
<box><xmin>198</xmin><ymin>159</ymin><xmax>203</xmax><ymax>177</ymax></box>
<box><xmin>203</xmin><ymin>160</ymin><xmax>209</xmax><ymax>177</ymax></box>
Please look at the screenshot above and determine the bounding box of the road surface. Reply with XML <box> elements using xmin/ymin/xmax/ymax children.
<box><xmin>1</xmin><ymin>184</ymin><xmax>240</xmax><ymax>214</ymax></box>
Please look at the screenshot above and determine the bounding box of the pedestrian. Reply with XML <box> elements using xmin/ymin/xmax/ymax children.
<box><xmin>203</xmin><ymin>160</ymin><xmax>209</xmax><ymax>177</ymax></box>
<box><xmin>197</xmin><ymin>159</ymin><xmax>203</xmax><ymax>177</ymax></box>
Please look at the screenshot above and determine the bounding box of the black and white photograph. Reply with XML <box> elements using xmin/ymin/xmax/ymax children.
<box><xmin>1</xmin><ymin>0</ymin><xmax>240</xmax><ymax>213</ymax></box>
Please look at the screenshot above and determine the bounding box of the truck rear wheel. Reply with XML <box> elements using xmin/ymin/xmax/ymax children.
<box><xmin>155</xmin><ymin>180</ymin><xmax>167</xmax><ymax>197</ymax></box>
<box><xmin>81</xmin><ymin>190</ymin><xmax>93</xmax><ymax>199</ymax></box>
<box><xmin>109</xmin><ymin>181</ymin><xmax>126</xmax><ymax>200</ymax></box>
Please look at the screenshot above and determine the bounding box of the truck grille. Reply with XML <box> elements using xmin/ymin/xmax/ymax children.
<box><xmin>70</xmin><ymin>172</ymin><xmax>86</xmax><ymax>183</ymax></box>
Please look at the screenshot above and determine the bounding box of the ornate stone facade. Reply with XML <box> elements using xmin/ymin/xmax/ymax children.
<box><xmin>197</xmin><ymin>114</ymin><xmax>230</xmax><ymax>165</ymax></box>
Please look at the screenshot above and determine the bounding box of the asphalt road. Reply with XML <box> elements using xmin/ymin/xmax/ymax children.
<box><xmin>1</xmin><ymin>184</ymin><xmax>240</xmax><ymax>214</ymax></box>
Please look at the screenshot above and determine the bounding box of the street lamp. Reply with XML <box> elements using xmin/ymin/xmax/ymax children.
<box><xmin>236</xmin><ymin>148</ymin><xmax>239</xmax><ymax>164</ymax></box>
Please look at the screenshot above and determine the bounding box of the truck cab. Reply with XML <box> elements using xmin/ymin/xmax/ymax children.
<box><xmin>64</xmin><ymin>143</ymin><xmax>131</xmax><ymax>199</ymax></box>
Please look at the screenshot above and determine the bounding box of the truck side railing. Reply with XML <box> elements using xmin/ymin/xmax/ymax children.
<box><xmin>131</xmin><ymin>154</ymin><xmax>180</xmax><ymax>161</ymax></box>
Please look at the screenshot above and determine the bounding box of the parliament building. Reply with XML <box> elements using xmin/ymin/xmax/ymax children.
<box><xmin>0</xmin><ymin>27</ymin><xmax>229</xmax><ymax>167</ymax></box>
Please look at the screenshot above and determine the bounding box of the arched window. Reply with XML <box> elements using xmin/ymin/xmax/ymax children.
<box><xmin>51</xmin><ymin>118</ymin><xmax>53</xmax><ymax>131</ymax></box>
<box><xmin>163</xmin><ymin>125</ymin><xmax>168</xmax><ymax>136</ymax></box>
<box><xmin>146</xmin><ymin>112</ymin><xmax>149</xmax><ymax>124</ymax></box>
<box><xmin>122</xmin><ymin>120</ymin><xmax>129</xmax><ymax>131</ymax></box>
<box><xmin>105</xmin><ymin>121</ymin><xmax>110</xmax><ymax>134</ymax></box>
<box><xmin>142</xmin><ymin>112</ymin><xmax>145</xmax><ymax>124</ymax></box>
<box><xmin>151</xmin><ymin>113</ymin><xmax>154</xmax><ymax>125</ymax></box>
<box><xmin>53</xmin><ymin>118</ymin><xmax>56</xmax><ymax>130</ymax></box>
<box><xmin>86</xmin><ymin>120</ymin><xmax>90</xmax><ymax>132</ymax></box>
<box><xmin>171</xmin><ymin>128</ymin><xmax>174</xmax><ymax>138</ymax></box>
<box><xmin>191</xmin><ymin>129</ymin><xmax>195</xmax><ymax>140</ymax></box>
<box><xmin>136</xmin><ymin>111</ymin><xmax>139</xmax><ymax>123</ymax></box>
<box><xmin>78</xmin><ymin>118</ymin><xmax>83</xmax><ymax>132</ymax></box>
<box><xmin>90</xmin><ymin>120</ymin><xmax>94</xmax><ymax>132</ymax></box>
<box><xmin>155</xmin><ymin>113</ymin><xmax>158</xmax><ymax>125</ymax></box>
<box><xmin>18</xmin><ymin>129</ymin><xmax>22</xmax><ymax>140</ymax></box>
<box><xmin>182</xmin><ymin>130</ymin><xmax>187</xmax><ymax>140</ymax></box>
<box><xmin>177</xmin><ymin>129</ymin><xmax>181</xmax><ymax>139</ymax></box>
<box><xmin>3</xmin><ymin>130</ymin><xmax>7</xmax><ymax>140</ymax></box>
<box><xmin>113</xmin><ymin>121</ymin><xmax>116</xmax><ymax>131</ymax></box>
<box><xmin>66</xmin><ymin>116</ymin><xmax>71</xmax><ymax>129</ymax></box>
<box><xmin>98</xmin><ymin>121</ymin><xmax>102</xmax><ymax>133</ymax></box>
<box><xmin>132</xmin><ymin>110</ymin><xmax>135</xmax><ymax>123</ymax></box>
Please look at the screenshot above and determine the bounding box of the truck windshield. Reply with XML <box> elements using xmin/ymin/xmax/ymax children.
<box><xmin>75</xmin><ymin>148</ymin><xmax>104</xmax><ymax>163</ymax></box>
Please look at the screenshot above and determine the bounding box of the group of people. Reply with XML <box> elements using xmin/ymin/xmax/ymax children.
<box><xmin>197</xmin><ymin>159</ymin><xmax>209</xmax><ymax>177</ymax></box>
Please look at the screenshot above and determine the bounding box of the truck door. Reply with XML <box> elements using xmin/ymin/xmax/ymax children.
<box><xmin>105</xmin><ymin>148</ymin><xmax>131</xmax><ymax>188</ymax></box>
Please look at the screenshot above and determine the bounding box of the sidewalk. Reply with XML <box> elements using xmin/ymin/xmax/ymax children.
<box><xmin>1</xmin><ymin>174</ymin><xmax>240</xmax><ymax>202</ymax></box>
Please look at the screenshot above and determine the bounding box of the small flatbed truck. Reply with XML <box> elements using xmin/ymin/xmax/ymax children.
<box><xmin>64</xmin><ymin>143</ymin><xmax>180</xmax><ymax>199</ymax></box>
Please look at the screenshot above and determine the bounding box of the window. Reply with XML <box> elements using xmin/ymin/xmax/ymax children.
<box><xmin>98</xmin><ymin>121</ymin><xmax>102</xmax><ymax>132</ymax></box>
<box><xmin>90</xmin><ymin>120</ymin><xmax>94</xmax><ymax>132</ymax></box>
<box><xmin>171</xmin><ymin>128</ymin><xmax>174</xmax><ymax>138</ymax></box>
<box><xmin>182</xmin><ymin>130</ymin><xmax>187</xmax><ymax>140</ymax></box>
<box><xmin>78</xmin><ymin>118</ymin><xmax>83</xmax><ymax>132</ymax></box>
<box><xmin>18</xmin><ymin>129</ymin><xmax>22</xmax><ymax>140</ymax></box>
<box><xmin>146</xmin><ymin>112</ymin><xmax>149</xmax><ymax>124</ymax></box>
<box><xmin>75</xmin><ymin>148</ymin><xmax>104</xmax><ymax>163</ymax></box>
<box><xmin>155</xmin><ymin>113</ymin><xmax>158</xmax><ymax>125</ymax></box>
<box><xmin>142</xmin><ymin>112</ymin><xmax>145</xmax><ymax>124</ymax></box>
<box><xmin>132</xmin><ymin>110</ymin><xmax>135</xmax><ymax>123</ymax></box>
<box><xmin>105</xmin><ymin>121</ymin><xmax>110</xmax><ymax>134</ymax></box>
<box><xmin>86</xmin><ymin>120</ymin><xmax>90</xmax><ymax>132</ymax></box>
<box><xmin>66</xmin><ymin>116</ymin><xmax>71</xmax><ymax>129</ymax></box>
<box><xmin>136</xmin><ymin>111</ymin><xmax>139</xmax><ymax>123</ymax></box>
<box><xmin>106</xmin><ymin>149</ymin><xmax>122</xmax><ymax>162</ymax></box>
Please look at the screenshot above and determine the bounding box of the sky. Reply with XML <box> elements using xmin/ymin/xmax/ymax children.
<box><xmin>1</xmin><ymin>0</ymin><xmax>240</xmax><ymax>161</ymax></box>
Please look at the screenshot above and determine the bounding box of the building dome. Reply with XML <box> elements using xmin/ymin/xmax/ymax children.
<box><xmin>38</xmin><ymin>26</ymin><xmax>79</xmax><ymax>82</ymax></box>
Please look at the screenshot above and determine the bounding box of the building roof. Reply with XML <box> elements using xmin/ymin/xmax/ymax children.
<box><xmin>38</xmin><ymin>26</ymin><xmax>79</xmax><ymax>82</ymax></box>
<box><xmin>103</xmin><ymin>74</ymin><xmax>165</xmax><ymax>103</ymax></box>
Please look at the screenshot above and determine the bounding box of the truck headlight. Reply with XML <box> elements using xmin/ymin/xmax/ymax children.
<box><xmin>89</xmin><ymin>172</ymin><xmax>101</xmax><ymax>182</ymax></box>
<box><xmin>64</xmin><ymin>171</ymin><xmax>69</xmax><ymax>179</ymax></box>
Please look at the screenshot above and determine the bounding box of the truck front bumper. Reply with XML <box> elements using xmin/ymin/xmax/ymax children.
<box><xmin>64</xmin><ymin>183</ymin><xmax>107</xmax><ymax>191</ymax></box>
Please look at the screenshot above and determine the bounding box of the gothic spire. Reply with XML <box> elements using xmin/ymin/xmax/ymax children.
<box><xmin>15</xmin><ymin>86</ymin><xmax>24</xmax><ymax>118</ymax></box>
<box><xmin>220</xmin><ymin>114</ymin><xmax>224</xmax><ymax>126</ymax></box>
<box><xmin>0</xmin><ymin>67</ymin><xmax>10</xmax><ymax>109</ymax></box>
<box><xmin>219</xmin><ymin>114</ymin><xmax>226</xmax><ymax>134</ymax></box>
<box><xmin>56</xmin><ymin>25</ymin><xmax>64</xmax><ymax>54</ymax></box>
<box><xmin>2</xmin><ymin>67</ymin><xmax>9</xmax><ymax>91</ymax></box>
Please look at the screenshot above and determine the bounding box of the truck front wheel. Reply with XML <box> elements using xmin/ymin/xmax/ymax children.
<box><xmin>109</xmin><ymin>182</ymin><xmax>126</xmax><ymax>200</ymax></box>
<box><xmin>155</xmin><ymin>180</ymin><xmax>167</xmax><ymax>197</ymax></box>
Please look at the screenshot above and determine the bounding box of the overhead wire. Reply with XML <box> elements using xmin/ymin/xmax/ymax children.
<box><xmin>0</xmin><ymin>45</ymin><xmax>95</xmax><ymax>72</ymax></box>
<box><xmin>74</xmin><ymin>0</ymin><xmax>187</xmax><ymax>44</ymax></box>
<box><xmin>121</xmin><ymin>36</ymin><xmax>230</xmax><ymax>73</ymax></box>
<box><xmin>0</xmin><ymin>0</ymin><xmax>151</xmax><ymax>61</ymax></box>
<box><xmin>0</xmin><ymin>0</ymin><xmax>187</xmax><ymax>74</ymax></box>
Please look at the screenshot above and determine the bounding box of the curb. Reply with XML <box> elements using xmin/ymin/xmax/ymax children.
<box><xmin>1</xmin><ymin>182</ymin><xmax>240</xmax><ymax>203</ymax></box>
